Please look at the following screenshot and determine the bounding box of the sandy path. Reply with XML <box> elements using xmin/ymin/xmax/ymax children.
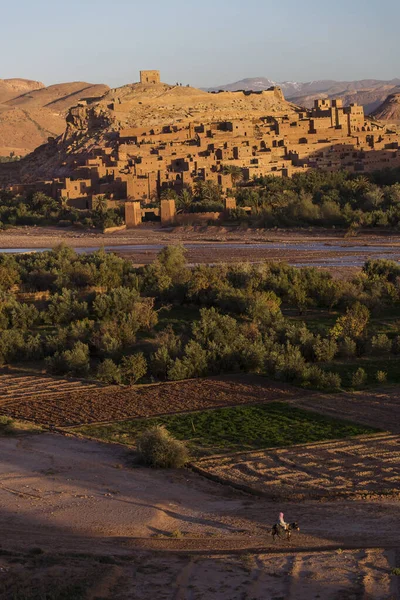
<box><xmin>0</xmin><ymin>433</ymin><xmax>399</xmax><ymax>598</ymax></box>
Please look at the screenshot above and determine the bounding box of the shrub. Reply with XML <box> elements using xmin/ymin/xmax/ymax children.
<box><xmin>303</xmin><ymin>365</ymin><xmax>341</xmax><ymax>390</ymax></box>
<box><xmin>338</xmin><ymin>336</ymin><xmax>357</xmax><ymax>358</ymax></box>
<box><xmin>370</xmin><ymin>333</ymin><xmax>392</xmax><ymax>354</ymax></box>
<box><xmin>321</xmin><ymin>371</ymin><xmax>342</xmax><ymax>390</ymax></box>
<box><xmin>331</xmin><ymin>302</ymin><xmax>370</xmax><ymax>340</ymax></box>
<box><xmin>121</xmin><ymin>353</ymin><xmax>147</xmax><ymax>385</ymax></box>
<box><xmin>313</xmin><ymin>337</ymin><xmax>338</xmax><ymax>362</ymax></box>
<box><xmin>376</xmin><ymin>370</ymin><xmax>387</xmax><ymax>384</ymax></box>
<box><xmin>97</xmin><ymin>359</ymin><xmax>121</xmax><ymax>384</ymax></box>
<box><xmin>136</xmin><ymin>425</ymin><xmax>189</xmax><ymax>468</ymax></box>
<box><xmin>352</xmin><ymin>367</ymin><xmax>367</xmax><ymax>388</ymax></box>
<box><xmin>46</xmin><ymin>341</ymin><xmax>90</xmax><ymax>376</ymax></box>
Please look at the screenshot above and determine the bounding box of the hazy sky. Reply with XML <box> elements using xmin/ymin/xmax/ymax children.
<box><xmin>1</xmin><ymin>0</ymin><xmax>398</xmax><ymax>88</ymax></box>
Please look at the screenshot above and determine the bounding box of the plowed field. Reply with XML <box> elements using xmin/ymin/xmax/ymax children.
<box><xmin>0</xmin><ymin>374</ymin><xmax>307</xmax><ymax>427</ymax></box>
<box><xmin>196</xmin><ymin>432</ymin><xmax>400</xmax><ymax>501</ymax></box>
<box><xmin>0</xmin><ymin>371</ymin><xmax>103</xmax><ymax>406</ymax></box>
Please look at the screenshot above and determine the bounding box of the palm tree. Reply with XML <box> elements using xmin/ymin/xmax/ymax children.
<box><xmin>177</xmin><ymin>189</ymin><xmax>193</xmax><ymax>212</ymax></box>
<box><xmin>223</xmin><ymin>165</ymin><xmax>243</xmax><ymax>187</ymax></box>
<box><xmin>160</xmin><ymin>189</ymin><xmax>178</xmax><ymax>201</ymax></box>
<box><xmin>93</xmin><ymin>195</ymin><xmax>108</xmax><ymax>213</ymax></box>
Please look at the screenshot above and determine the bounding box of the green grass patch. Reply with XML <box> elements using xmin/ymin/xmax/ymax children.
<box><xmin>73</xmin><ymin>402</ymin><xmax>377</xmax><ymax>457</ymax></box>
<box><xmin>0</xmin><ymin>416</ymin><xmax>43</xmax><ymax>436</ymax></box>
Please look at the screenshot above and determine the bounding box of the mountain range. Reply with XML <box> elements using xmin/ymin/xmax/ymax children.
<box><xmin>206</xmin><ymin>78</ymin><xmax>400</xmax><ymax>114</ymax></box>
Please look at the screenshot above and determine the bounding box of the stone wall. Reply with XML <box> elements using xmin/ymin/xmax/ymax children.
<box><xmin>140</xmin><ymin>70</ymin><xmax>160</xmax><ymax>84</ymax></box>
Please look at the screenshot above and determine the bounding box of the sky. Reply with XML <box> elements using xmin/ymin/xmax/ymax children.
<box><xmin>1</xmin><ymin>0</ymin><xmax>398</xmax><ymax>88</ymax></box>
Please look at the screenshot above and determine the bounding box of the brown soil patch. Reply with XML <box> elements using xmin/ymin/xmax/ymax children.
<box><xmin>0</xmin><ymin>374</ymin><xmax>306</xmax><ymax>427</ymax></box>
<box><xmin>195</xmin><ymin>432</ymin><xmax>400</xmax><ymax>501</ymax></box>
<box><xmin>294</xmin><ymin>388</ymin><xmax>400</xmax><ymax>434</ymax></box>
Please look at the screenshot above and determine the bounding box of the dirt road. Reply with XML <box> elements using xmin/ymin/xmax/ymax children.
<box><xmin>0</xmin><ymin>433</ymin><xmax>399</xmax><ymax>598</ymax></box>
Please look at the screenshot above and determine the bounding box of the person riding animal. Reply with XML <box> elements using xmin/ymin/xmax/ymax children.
<box><xmin>272</xmin><ymin>512</ymin><xmax>300</xmax><ymax>542</ymax></box>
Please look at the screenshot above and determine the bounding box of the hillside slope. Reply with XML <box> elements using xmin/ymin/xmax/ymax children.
<box><xmin>0</xmin><ymin>80</ymin><xmax>109</xmax><ymax>156</ymax></box>
<box><xmin>371</xmin><ymin>93</ymin><xmax>400</xmax><ymax>123</ymax></box>
<box><xmin>0</xmin><ymin>78</ymin><xmax>44</xmax><ymax>104</ymax></box>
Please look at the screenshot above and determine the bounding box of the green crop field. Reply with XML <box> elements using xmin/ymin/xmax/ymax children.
<box><xmin>74</xmin><ymin>402</ymin><xmax>378</xmax><ymax>457</ymax></box>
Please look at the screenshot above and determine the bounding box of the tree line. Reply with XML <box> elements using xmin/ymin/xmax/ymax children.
<box><xmin>0</xmin><ymin>245</ymin><xmax>399</xmax><ymax>389</ymax></box>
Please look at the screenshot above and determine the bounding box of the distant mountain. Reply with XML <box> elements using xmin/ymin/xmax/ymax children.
<box><xmin>0</xmin><ymin>79</ymin><xmax>110</xmax><ymax>156</ymax></box>
<box><xmin>206</xmin><ymin>78</ymin><xmax>400</xmax><ymax>114</ymax></box>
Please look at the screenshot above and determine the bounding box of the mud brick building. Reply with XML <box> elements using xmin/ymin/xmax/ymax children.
<box><xmin>6</xmin><ymin>71</ymin><xmax>400</xmax><ymax>226</ymax></box>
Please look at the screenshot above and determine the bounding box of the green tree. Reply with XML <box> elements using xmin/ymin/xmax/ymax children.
<box><xmin>330</xmin><ymin>303</ymin><xmax>370</xmax><ymax>340</ymax></box>
<box><xmin>121</xmin><ymin>353</ymin><xmax>147</xmax><ymax>385</ymax></box>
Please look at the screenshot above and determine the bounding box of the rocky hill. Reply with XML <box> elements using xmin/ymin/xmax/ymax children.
<box><xmin>0</xmin><ymin>78</ymin><xmax>44</xmax><ymax>103</ymax></box>
<box><xmin>371</xmin><ymin>93</ymin><xmax>400</xmax><ymax>123</ymax></box>
<box><xmin>0</xmin><ymin>80</ymin><xmax>109</xmax><ymax>157</ymax></box>
<box><xmin>207</xmin><ymin>78</ymin><xmax>400</xmax><ymax>114</ymax></box>
<box><xmin>8</xmin><ymin>80</ymin><xmax>297</xmax><ymax>183</ymax></box>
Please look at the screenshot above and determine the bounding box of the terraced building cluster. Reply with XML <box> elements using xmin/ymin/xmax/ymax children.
<box><xmin>3</xmin><ymin>71</ymin><xmax>400</xmax><ymax>225</ymax></box>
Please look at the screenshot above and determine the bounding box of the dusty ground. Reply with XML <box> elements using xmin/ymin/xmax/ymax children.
<box><xmin>0</xmin><ymin>373</ymin><xmax>307</xmax><ymax>427</ymax></box>
<box><xmin>1</xmin><ymin>372</ymin><xmax>400</xmax><ymax>597</ymax></box>
<box><xmin>1</xmin><ymin>547</ymin><xmax>398</xmax><ymax>599</ymax></box>
<box><xmin>0</xmin><ymin>433</ymin><xmax>399</xmax><ymax>599</ymax></box>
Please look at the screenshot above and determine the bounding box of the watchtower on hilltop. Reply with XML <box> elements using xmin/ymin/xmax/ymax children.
<box><xmin>140</xmin><ymin>70</ymin><xmax>160</xmax><ymax>84</ymax></box>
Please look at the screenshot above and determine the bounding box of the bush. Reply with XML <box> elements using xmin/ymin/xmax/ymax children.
<box><xmin>352</xmin><ymin>367</ymin><xmax>367</xmax><ymax>388</ymax></box>
<box><xmin>376</xmin><ymin>370</ymin><xmax>387</xmax><ymax>384</ymax></box>
<box><xmin>303</xmin><ymin>365</ymin><xmax>341</xmax><ymax>390</ymax></box>
<box><xmin>46</xmin><ymin>341</ymin><xmax>90</xmax><ymax>376</ymax></box>
<box><xmin>121</xmin><ymin>353</ymin><xmax>147</xmax><ymax>385</ymax></box>
<box><xmin>313</xmin><ymin>337</ymin><xmax>338</xmax><ymax>362</ymax></box>
<box><xmin>136</xmin><ymin>425</ymin><xmax>189</xmax><ymax>468</ymax></box>
<box><xmin>339</xmin><ymin>337</ymin><xmax>357</xmax><ymax>358</ymax></box>
<box><xmin>97</xmin><ymin>359</ymin><xmax>121</xmax><ymax>384</ymax></box>
<box><xmin>370</xmin><ymin>333</ymin><xmax>392</xmax><ymax>354</ymax></box>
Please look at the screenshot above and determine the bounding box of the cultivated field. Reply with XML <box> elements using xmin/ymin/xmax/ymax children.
<box><xmin>0</xmin><ymin>374</ymin><xmax>306</xmax><ymax>427</ymax></box>
<box><xmin>196</xmin><ymin>432</ymin><xmax>400</xmax><ymax>501</ymax></box>
<box><xmin>0</xmin><ymin>371</ymin><xmax>103</xmax><ymax>407</ymax></box>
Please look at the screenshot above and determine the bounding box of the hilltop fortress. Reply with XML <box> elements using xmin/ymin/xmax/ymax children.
<box><xmin>2</xmin><ymin>71</ymin><xmax>400</xmax><ymax>225</ymax></box>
